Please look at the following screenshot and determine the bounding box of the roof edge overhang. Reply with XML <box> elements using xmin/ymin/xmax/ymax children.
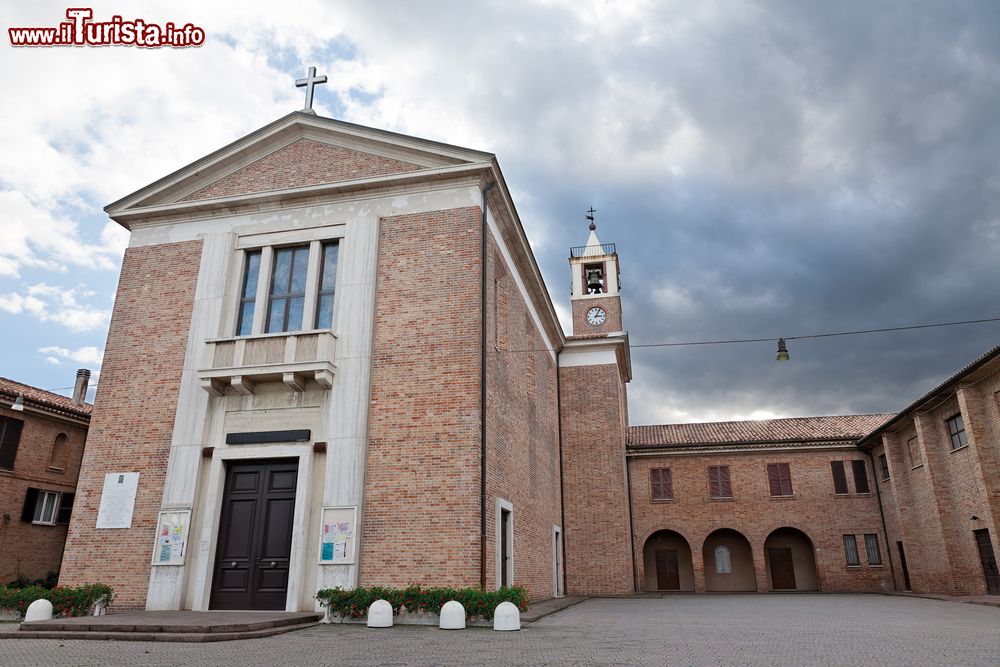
<box><xmin>105</xmin><ymin>111</ymin><xmax>496</xmax><ymax>223</ymax></box>
<box><xmin>858</xmin><ymin>343</ymin><xmax>1000</xmax><ymax>448</ymax></box>
<box><xmin>626</xmin><ymin>438</ymin><xmax>861</xmax><ymax>456</ymax></box>
<box><xmin>560</xmin><ymin>332</ymin><xmax>632</xmax><ymax>382</ymax></box>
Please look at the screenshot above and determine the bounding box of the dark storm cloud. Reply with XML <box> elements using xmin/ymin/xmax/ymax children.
<box><xmin>483</xmin><ymin>1</ymin><xmax>1000</xmax><ymax>423</ymax></box>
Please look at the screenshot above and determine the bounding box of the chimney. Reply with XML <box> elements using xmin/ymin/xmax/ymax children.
<box><xmin>72</xmin><ymin>369</ymin><xmax>91</xmax><ymax>406</ymax></box>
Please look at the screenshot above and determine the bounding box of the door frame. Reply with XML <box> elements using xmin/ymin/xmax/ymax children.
<box><xmin>191</xmin><ymin>446</ymin><xmax>314</xmax><ymax>611</ymax></box>
<box><xmin>495</xmin><ymin>497</ymin><xmax>514</xmax><ymax>588</ymax></box>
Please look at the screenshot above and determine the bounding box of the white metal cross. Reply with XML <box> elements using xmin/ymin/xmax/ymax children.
<box><xmin>295</xmin><ymin>66</ymin><xmax>328</xmax><ymax>112</ymax></box>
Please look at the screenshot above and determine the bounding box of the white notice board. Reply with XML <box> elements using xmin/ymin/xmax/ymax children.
<box><xmin>318</xmin><ymin>506</ymin><xmax>357</xmax><ymax>564</ymax></box>
<box><xmin>96</xmin><ymin>472</ymin><xmax>140</xmax><ymax>529</ymax></box>
<box><xmin>151</xmin><ymin>509</ymin><xmax>191</xmax><ymax>565</ymax></box>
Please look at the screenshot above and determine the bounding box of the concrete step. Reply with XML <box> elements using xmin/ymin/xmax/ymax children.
<box><xmin>3</xmin><ymin>621</ymin><xmax>320</xmax><ymax>642</ymax></box>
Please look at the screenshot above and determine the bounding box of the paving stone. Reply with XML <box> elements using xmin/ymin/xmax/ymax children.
<box><xmin>0</xmin><ymin>595</ymin><xmax>998</xmax><ymax>666</ymax></box>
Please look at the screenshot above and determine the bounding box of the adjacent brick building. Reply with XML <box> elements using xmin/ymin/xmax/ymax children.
<box><xmin>0</xmin><ymin>373</ymin><xmax>91</xmax><ymax>583</ymax></box>
<box><xmin>59</xmin><ymin>104</ymin><xmax>999</xmax><ymax>611</ymax></box>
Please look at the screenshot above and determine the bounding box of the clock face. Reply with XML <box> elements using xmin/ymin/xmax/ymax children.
<box><xmin>586</xmin><ymin>307</ymin><xmax>607</xmax><ymax>326</ymax></box>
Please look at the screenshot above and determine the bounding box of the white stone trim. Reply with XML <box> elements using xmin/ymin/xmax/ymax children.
<box><xmin>558</xmin><ymin>347</ymin><xmax>618</xmax><ymax>367</ymax></box>
<box><xmin>552</xmin><ymin>525</ymin><xmax>564</xmax><ymax>598</ymax></box>
<box><xmin>486</xmin><ymin>207</ymin><xmax>556</xmax><ymax>361</ymax></box>
<box><xmin>495</xmin><ymin>498</ymin><xmax>514</xmax><ymax>589</ymax></box>
<box><xmin>186</xmin><ymin>446</ymin><xmax>313</xmax><ymax>612</ymax></box>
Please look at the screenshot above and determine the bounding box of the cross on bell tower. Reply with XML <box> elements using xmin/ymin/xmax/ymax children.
<box><xmin>295</xmin><ymin>66</ymin><xmax>328</xmax><ymax>113</ymax></box>
<box><xmin>568</xmin><ymin>208</ymin><xmax>622</xmax><ymax>335</ymax></box>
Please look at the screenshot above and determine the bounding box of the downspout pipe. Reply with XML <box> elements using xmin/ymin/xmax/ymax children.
<box><xmin>555</xmin><ymin>353</ymin><xmax>567</xmax><ymax>595</ymax></box>
<box><xmin>480</xmin><ymin>180</ymin><xmax>496</xmax><ymax>590</ymax></box>
<box><xmin>865</xmin><ymin>447</ymin><xmax>898</xmax><ymax>591</ymax></box>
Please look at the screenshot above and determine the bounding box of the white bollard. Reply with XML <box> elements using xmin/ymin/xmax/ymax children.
<box><xmin>493</xmin><ymin>601</ymin><xmax>520</xmax><ymax>631</ymax></box>
<box><xmin>367</xmin><ymin>599</ymin><xmax>394</xmax><ymax>628</ymax></box>
<box><xmin>439</xmin><ymin>600</ymin><xmax>466</xmax><ymax>629</ymax></box>
<box><xmin>24</xmin><ymin>599</ymin><xmax>53</xmax><ymax>623</ymax></box>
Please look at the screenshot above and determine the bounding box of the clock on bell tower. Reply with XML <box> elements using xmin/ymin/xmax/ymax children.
<box><xmin>569</xmin><ymin>213</ymin><xmax>622</xmax><ymax>335</ymax></box>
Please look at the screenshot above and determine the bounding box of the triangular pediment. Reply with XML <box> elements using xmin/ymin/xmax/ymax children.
<box><xmin>106</xmin><ymin>111</ymin><xmax>494</xmax><ymax>222</ymax></box>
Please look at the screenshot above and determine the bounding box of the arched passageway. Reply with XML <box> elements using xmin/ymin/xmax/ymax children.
<box><xmin>703</xmin><ymin>529</ymin><xmax>756</xmax><ymax>591</ymax></box>
<box><xmin>764</xmin><ymin>527</ymin><xmax>819</xmax><ymax>591</ymax></box>
<box><xmin>642</xmin><ymin>530</ymin><xmax>695</xmax><ymax>591</ymax></box>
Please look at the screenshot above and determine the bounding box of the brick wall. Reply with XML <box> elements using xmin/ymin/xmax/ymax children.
<box><xmin>484</xmin><ymin>237</ymin><xmax>562</xmax><ymax>601</ymax></box>
<box><xmin>181</xmin><ymin>139</ymin><xmax>421</xmax><ymax>202</ymax></box>
<box><xmin>874</xmin><ymin>364</ymin><xmax>1000</xmax><ymax>595</ymax></box>
<box><xmin>360</xmin><ymin>206</ymin><xmax>483</xmax><ymax>589</ymax></box>
<box><xmin>59</xmin><ymin>240</ymin><xmax>202</xmax><ymax>609</ymax></box>
<box><xmin>0</xmin><ymin>407</ymin><xmax>87</xmax><ymax>582</ymax></box>
<box><xmin>629</xmin><ymin>448</ymin><xmax>895</xmax><ymax>593</ymax></box>
<box><xmin>559</xmin><ymin>363</ymin><xmax>635</xmax><ymax>595</ymax></box>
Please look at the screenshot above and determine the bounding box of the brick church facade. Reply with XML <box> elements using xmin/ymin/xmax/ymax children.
<box><xmin>59</xmin><ymin>109</ymin><xmax>1000</xmax><ymax>610</ymax></box>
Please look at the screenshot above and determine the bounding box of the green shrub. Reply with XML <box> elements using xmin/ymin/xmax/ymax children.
<box><xmin>7</xmin><ymin>571</ymin><xmax>59</xmax><ymax>590</ymax></box>
<box><xmin>316</xmin><ymin>585</ymin><xmax>528</xmax><ymax>620</ymax></box>
<box><xmin>0</xmin><ymin>583</ymin><xmax>115</xmax><ymax>618</ymax></box>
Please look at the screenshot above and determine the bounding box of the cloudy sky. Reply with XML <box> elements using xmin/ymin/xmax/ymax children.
<box><xmin>1</xmin><ymin>1</ymin><xmax>998</xmax><ymax>424</ymax></box>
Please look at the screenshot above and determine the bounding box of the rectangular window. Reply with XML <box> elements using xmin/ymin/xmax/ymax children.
<box><xmin>878</xmin><ymin>454</ymin><xmax>890</xmax><ymax>481</ymax></box>
<box><xmin>767</xmin><ymin>463</ymin><xmax>793</xmax><ymax>496</ymax></box>
<box><xmin>852</xmin><ymin>460</ymin><xmax>870</xmax><ymax>494</ymax></box>
<box><xmin>946</xmin><ymin>414</ymin><xmax>968</xmax><ymax>450</ymax></box>
<box><xmin>831</xmin><ymin>461</ymin><xmax>849</xmax><ymax>494</ymax></box>
<box><xmin>235</xmin><ymin>250</ymin><xmax>261</xmax><ymax>336</ymax></box>
<box><xmin>708</xmin><ymin>465</ymin><xmax>732</xmax><ymax>499</ymax></box>
<box><xmin>907</xmin><ymin>437</ymin><xmax>921</xmax><ymax>468</ymax></box>
<box><xmin>266</xmin><ymin>245</ymin><xmax>310</xmax><ymax>333</ymax></box>
<box><xmin>843</xmin><ymin>535</ymin><xmax>860</xmax><ymax>566</ymax></box>
<box><xmin>582</xmin><ymin>262</ymin><xmax>606</xmax><ymax>294</ymax></box>
<box><xmin>864</xmin><ymin>534</ymin><xmax>882</xmax><ymax>565</ymax></box>
<box><xmin>56</xmin><ymin>493</ymin><xmax>74</xmax><ymax>524</ymax></box>
<box><xmin>0</xmin><ymin>416</ymin><xmax>24</xmax><ymax>471</ymax></box>
<box><xmin>650</xmin><ymin>468</ymin><xmax>673</xmax><ymax>500</ymax></box>
<box><xmin>32</xmin><ymin>490</ymin><xmax>60</xmax><ymax>525</ymax></box>
<box><xmin>314</xmin><ymin>241</ymin><xmax>339</xmax><ymax>329</ymax></box>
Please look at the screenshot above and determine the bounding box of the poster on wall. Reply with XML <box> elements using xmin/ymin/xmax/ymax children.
<box><xmin>318</xmin><ymin>506</ymin><xmax>356</xmax><ymax>564</ymax></box>
<box><xmin>151</xmin><ymin>509</ymin><xmax>192</xmax><ymax>566</ymax></box>
<box><xmin>96</xmin><ymin>472</ymin><xmax>140</xmax><ymax>529</ymax></box>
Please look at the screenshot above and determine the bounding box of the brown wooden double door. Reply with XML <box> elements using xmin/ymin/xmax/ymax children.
<box><xmin>974</xmin><ymin>529</ymin><xmax>1000</xmax><ymax>596</ymax></box>
<box><xmin>211</xmin><ymin>459</ymin><xmax>298</xmax><ymax>610</ymax></box>
<box><xmin>655</xmin><ymin>549</ymin><xmax>680</xmax><ymax>590</ymax></box>
<box><xmin>768</xmin><ymin>547</ymin><xmax>796</xmax><ymax>590</ymax></box>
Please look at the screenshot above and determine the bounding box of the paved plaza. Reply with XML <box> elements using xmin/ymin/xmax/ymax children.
<box><xmin>2</xmin><ymin>594</ymin><xmax>999</xmax><ymax>666</ymax></box>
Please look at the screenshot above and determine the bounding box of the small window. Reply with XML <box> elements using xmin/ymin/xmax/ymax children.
<box><xmin>56</xmin><ymin>493</ymin><xmax>74</xmax><ymax>524</ymax></box>
<box><xmin>0</xmin><ymin>416</ymin><xmax>24</xmax><ymax>471</ymax></box>
<box><xmin>843</xmin><ymin>535</ymin><xmax>860</xmax><ymax>566</ymax></box>
<box><xmin>266</xmin><ymin>245</ymin><xmax>310</xmax><ymax>333</ymax></box>
<box><xmin>946</xmin><ymin>414</ymin><xmax>967</xmax><ymax>450</ymax></box>
<box><xmin>714</xmin><ymin>545</ymin><xmax>732</xmax><ymax>574</ymax></box>
<box><xmin>831</xmin><ymin>461</ymin><xmax>849</xmax><ymax>494</ymax></box>
<box><xmin>314</xmin><ymin>242</ymin><xmax>339</xmax><ymax>329</ymax></box>
<box><xmin>235</xmin><ymin>250</ymin><xmax>261</xmax><ymax>336</ymax></box>
<box><xmin>864</xmin><ymin>534</ymin><xmax>882</xmax><ymax>565</ymax></box>
<box><xmin>852</xmin><ymin>460</ymin><xmax>870</xmax><ymax>494</ymax></box>
<box><xmin>650</xmin><ymin>467</ymin><xmax>673</xmax><ymax>500</ymax></box>
<box><xmin>48</xmin><ymin>433</ymin><xmax>68</xmax><ymax>471</ymax></box>
<box><xmin>708</xmin><ymin>465</ymin><xmax>732</xmax><ymax>499</ymax></box>
<box><xmin>877</xmin><ymin>454</ymin><xmax>889</xmax><ymax>481</ymax></box>
<box><xmin>32</xmin><ymin>490</ymin><xmax>60</xmax><ymax>526</ymax></box>
<box><xmin>907</xmin><ymin>437</ymin><xmax>921</xmax><ymax>468</ymax></box>
<box><xmin>767</xmin><ymin>463</ymin><xmax>793</xmax><ymax>496</ymax></box>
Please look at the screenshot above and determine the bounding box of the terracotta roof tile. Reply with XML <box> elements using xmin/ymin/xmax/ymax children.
<box><xmin>628</xmin><ymin>414</ymin><xmax>894</xmax><ymax>448</ymax></box>
<box><xmin>0</xmin><ymin>377</ymin><xmax>92</xmax><ymax>419</ymax></box>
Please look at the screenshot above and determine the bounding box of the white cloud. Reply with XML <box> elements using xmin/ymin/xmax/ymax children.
<box><xmin>37</xmin><ymin>345</ymin><xmax>104</xmax><ymax>367</ymax></box>
<box><xmin>0</xmin><ymin>283</ymin><xmax>110</xmax><ymax>331</ymax></box>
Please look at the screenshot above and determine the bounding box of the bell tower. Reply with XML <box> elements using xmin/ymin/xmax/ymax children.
<box><xmin>569</xmin><ymin>213</ymin><xmax>622</xmax><ymax>335</ymax></box>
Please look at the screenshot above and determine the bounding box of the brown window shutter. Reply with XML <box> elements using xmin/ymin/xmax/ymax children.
<box><xmin>664</xmin><ymin>468</ymin><xmax>673</xmax><ymax>498</ymax></box>
<box><xmin>0</xmin><ymin>417</ymin><xmax>24</xmax><ymax>471</ymax></box>
<box><xmin>831</xmin><ymin>461</ymin><xmax>848</xmax><ymax>494</ymax></box>
<box><xmin>779</xmin><ymin>463</ymin><xmax>792</xmax><ymax>495</ymax></box>
<box><xmin>20</xmin><ymin>487</ymin><xmax>38</xmax><ymax>523</ymax></box>
<box><xmin>719</xmin><ymin>466</ymin><xmax>732</xmax><ymax>497</ymax></box>
<box><xmin>767</xmin><ymin>464</ymin><xmax>781</xmax><ymax>496</ymax></box>
<box><xmin>708</xmin><ymin>466</ymin><xmax>720</xmax><ymax>497</ymax></box>
<box><xmin>650</xmin><ymin>468</ymin><xmax>664</xmax><ymax>499</ymax></box>
<box><xmin>852</xmin><ymin>460</ymin><xmax>870</xmax><ymax>493</ymax></box>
